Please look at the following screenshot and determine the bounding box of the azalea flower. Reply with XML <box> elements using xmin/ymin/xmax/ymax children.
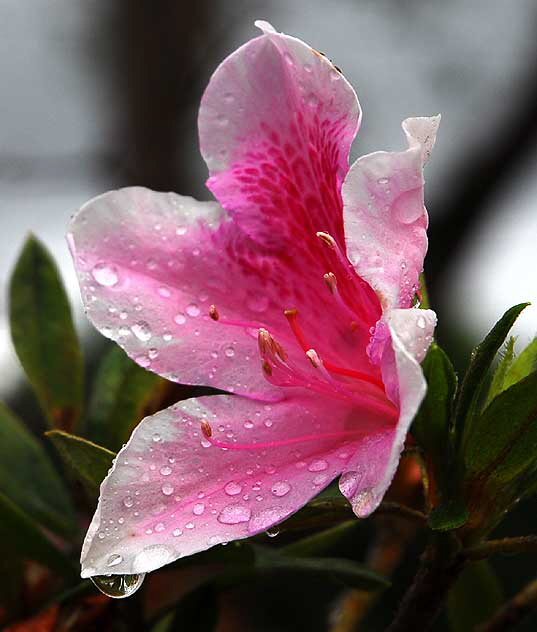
<box><xmin>68</xmin><ymin>20</ymin><xmax>439</xmax><ymax>578</ymax></box>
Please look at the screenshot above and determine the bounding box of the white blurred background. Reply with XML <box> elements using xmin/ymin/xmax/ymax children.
<box><xmin>1</xmin><ymin>0</ymin><xmax>536</xmax><ymax>397</ymax></box>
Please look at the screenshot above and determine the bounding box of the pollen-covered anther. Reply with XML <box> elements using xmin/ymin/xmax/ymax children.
<box><xmin>262</xmin><ymin>360</ymin><xmax>273</xmax><ymax>376</ymax></box>
<box><xmin>200</xmin><ymin>420</ymin><xmax>213</xmax><ymax>438</ymax></box>
<box><xmin>306</xmin><ymin>348</ymin><xmax>322</xmax><ymax>369</ymax></box>
<box><xmin>316</xmin><ymin>231</ymin><xmax>337</xmax><ymax>249</ymax></box>
<box><xmin>209</xmin><ymin>304</ymin><xmax>220</xmax><ymax>321</ymax></box>
<box><xmin>323</xmin><ymin>272</ymin><xmax>337</xmax><ymax>294</ymax></box>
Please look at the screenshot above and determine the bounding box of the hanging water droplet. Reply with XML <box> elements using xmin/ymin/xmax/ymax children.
<box><xmin>265</xmin><ymin>526</ymin><xmax>280</xmax><ymax>538</ymax></box>
<box><xmin>91</xmin><ymin>573</ymin><xmax>146</xmax><ymax>599</ymax></box>
<box><xmin>91</xmin><ymin>262</ymin><xmax>119</xmax><ymax>287</ymax></box>
<box><xmin>123</xmin><ymin>496</ymin><xmax>134</xmax><ymax>508</ymax></box>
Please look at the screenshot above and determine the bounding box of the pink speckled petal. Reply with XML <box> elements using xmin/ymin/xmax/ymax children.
<box><xmin>80</xmin><ymin>390</ymin><xmax>391</xmax><ymax>577</ymax></box>
<box><xmin>339</xmin><ymin>308</ymin><xmax>436</xmax><ymax>516</ymax></box>
<box><xmin>199</xmin><ymin>22</ymin><xmax>360</xmax><ymax>251</ymax></box>
<box><xmin>67</xmin><ymin>187</ymin><xmax>290</xmax><ymax>399</ymax></box>
<box><xmin>342</xmin><ymin>116</ymin><xmax>440</xmax><ymax>309</ymax></box>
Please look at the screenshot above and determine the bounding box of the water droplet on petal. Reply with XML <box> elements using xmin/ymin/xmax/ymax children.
<box><xmin>193</xmin><ymin>502</ymin><xmax>205</xmax><ymax>515</ymax></box>
<box><xmin>217</xmin><ymin>504</ymin><xmax>251</xmax><ymax>524</ymax></box>
<box><xmin>107</xmin><ymin>554</ymin><xmax>123</xmax><ymax>567</ymax></box>
<box><xmin>271</xmin><ymin>481</ymin><xmax>291</xmax><ymax>497</ymax></box>
<box><xmin>186</xmin><ymin>303</ymin><xmax>200</xmax><ymax>317</ymax></box>
<box><xmin>248</xmin><ymin>507</ymin><xmax>287</xmax><ymax>533</ymax></box>
<box><xmin>352</xmin><ymin>489</ymin><xmax>376</xmax><ymax>518</ymax></box>
<box><xmin>174</xmin><ymin>313</ymin><xmax>186</xmax><ymax>325</ymax></box>
<box><xmin>160</xmin><ymin>466</ymin><xmax>172</xmax><ymax>476</ymax></box>
<box><xmin>162</xmin><ymin>483</ymin><xmax>174</xmax><ymax>495</ymax></box>
<box><xmin>224</xmin><ymin>481</ymin><xmax>242</xmax><ymax>496</ymax></box>
<box><xmin>131</xmin><ymin>321</ymin><xmax>152</xmax><ymax>342</ymax></box>
<box><xmin>243</xmin><ymin>420</ymin><xmax>254</xmax><ymax>429</ymax></box>
<box><xmin>417</xmin><ymin>316</ymin><xmax>426</xmax><ymax>329</ymax></box>
<box><xmin>308</xmin><ymin>459</ymin><xmax>328</xmax><ymax>472</ymax></box>
<box><xmin>133</xmin><ymin>545</ymin><xmax>173</xmax><ymax>573</ymax></box>
<box><xmin>225</xmin><ymin>347</ymin><xmax>235</xmax><ymax>358</ymax></box>
<box><xmin>91</xmin><ymin>573</ymin><xmax>146</xmax><ymax>599</ymax></box>
<box><xmin>92</xmin><ymin>262</ymin><xmax>119</xmax><ymax>287</ymax></box>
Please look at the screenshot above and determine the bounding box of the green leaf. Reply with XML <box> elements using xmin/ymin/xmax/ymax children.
<box><xmin>0</xmin><ymin>402</ymin><xmax>76</xmax><ymax>537</ymax></box>
<box><xmin>412</xmin><ymin>343</ymin><xmax>457</xmax><ymax>483</ymax></box>
<box><xmin>485</xmin><ymin>337</ymin><xmax>516</xmax><ymax>407</ymax></box>
<box><xmin>464</xmin><ymin>371</ymin><xmax>537</xmax><ymax>486</ymax></box>
<box><xmin>447</xmin><ymin>561</ymin><xmax>502</xmax><ymax>631</ymax></box>
<box><xmin>503</xmin><ymin>337</ymin><xmax>537</xmax><ymax>391</ymax></box>
<box><xmin>0</xmin><ymin>490</ymin><xmax>75</xmax><ymax>577</ymax></box>
<box><xmin>253</xmin><ymin>550</ymin><xmax>389</xmax><ymax>591</ymax></box>
<box><xmin>46</xmin><ymin>430</ymin><xmax>115</xmax><ymax>494</ymax></box>
<box><xmin>167</xmin><ymin>583</ymin><xmax>219</xmax><ymax>632</ymax></box>
<box><xmin>281</xmin><ymin>520</ymin><xmax>361</xmax><ymax>558</ymax></box>
<box><xmin>428</xmin><ymin>498</ymin><xmax>469</xmax><ymax>532</ymax></box>
<box><xmin>454</xmin><ymin>303</ymin><xmax>529</xmax><ymax>450</ymax></box>
<box><xmin>87</xmin><ymin>345</ymin><xmax>171</xmax><ymax>451</ymax></box>
<box><xmin>9</xmin><ymin>236</ymin><xmax>83</xmax><ymax>430</ymax></box>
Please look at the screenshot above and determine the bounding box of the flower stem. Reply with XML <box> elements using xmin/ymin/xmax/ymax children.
<box><xmin>385</xmin><ymin>542</ymin><xmax>466</xmax><ymax>632</ymax></box>
<box><xmin>477</xmin><ymin>578</ymin><xmax>537</xmax><ymax>632</ymax></box>
<box><xmin>464</xmin><ymin>536</ymin><xmax>537</xmax><ymax>560</ymax></box>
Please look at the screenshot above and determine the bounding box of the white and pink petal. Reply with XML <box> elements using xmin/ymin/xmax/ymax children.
<box><xmin>80</xmin><ymin>390</ymin><xmax>390</xmax><ymax>577</ymax></box>
<box><xmin>342</xmin><ymin>116</ymin><xmax>440</xmax><ymax>309</ymax></box>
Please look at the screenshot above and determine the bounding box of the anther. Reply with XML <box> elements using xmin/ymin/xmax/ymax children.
<box><xmin>316</xmin><ymin>231</ymin><xmax>337</xmax><ymax>249</ymax></box>
<box><xmin>306</xmin><ymin>348</ymin><xmax>322</xmax><ymax>369</ymax></box>
<box><xmin>323</xmin><ymin>272</ymin><xmax>337</xmax><ymax>294</ymax></box>
<box><xmin>262</xmin><ymin>360</ymin><xmax>273</xmax><ymax>376</ymax></box>
<box><xmin>209</xmin><ymin>305</ymin><xmax>219</xmax><ymax>321</ymax></box>
<box><xmin>200</xmin><ymin>420</ymin><xmax>212</xmax><ymax>438</ymax></box>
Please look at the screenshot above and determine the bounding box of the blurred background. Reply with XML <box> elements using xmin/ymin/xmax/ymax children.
<box><xmin>2</xmin><ymin>2</ymin><xmax>537</xmax><ymax>630</ymax></box>
<box><xmin>2</xmin><ymin>0</ymin><xmax>537</xmax><ymax>397</ymax></box>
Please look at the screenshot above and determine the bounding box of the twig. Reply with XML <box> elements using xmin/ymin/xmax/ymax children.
<box><xmin>464</xmin><ymin>536</ymin><xmax>537</xmax><ymax>561</ymax></box>
<box><xmin>477</xmin><ymin>578</ymin><xmax>537</xmax><ymax>632</ymax></box>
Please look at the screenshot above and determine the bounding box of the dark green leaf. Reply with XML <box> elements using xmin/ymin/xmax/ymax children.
<box><xmin>464</xmin><ymin>371</ymin><xmax>537</xmax><ymax>485</ymax></box>
<box><xmin>447</xmin><ymin>561</ymin><xmax>502</xmax><ymax>631</ymax></box>
<box><xmin>454</xmin><ymin>303</ymin><xmax>529</xmax><ymax>450</ymax></box>
<box><xmin>428</xmin><ymin>498</ymin><xmax>469</xmax><ymax>532</ymax></box>
<box><xmin>503</xmin><ymin>337</ymin><xmax>537</xmax><ymax>392</ymax></box>
<box><xmin>485</xmin><ymin>337</ymin><xmax>516</xmax><ymax>407</ymax></box>
<box><xmin>412</xmin><ymin>343</ymin><xmax>457</xmax><ymax>483</ymax></box>
<box><xmin>0</xmin><ymin>490</ymin><xmax>75</xmax><ymax>577</ymax></box>
<box><xmin>253</xmin><ymin>550</ymin><xmax>389</xmax><ymax>591</ymax></box>
<box><xmin>281</xmin><ymin>520</ymin><xmax>360</xmax><ymax>558</ymax></box>
<box><xmin>87</xmin><ymin>345</ymin><xmax>170</xmax><ymax>451</ymax></box>
<box><xmin>46</xmin><ymin>430</ymin><xmax>115</xmax><ymax>493</ymax></box>
<box><xmin>9</xmin><ymin>236</ymin><xmax>83</xmax><ymax>430</ymax></box>
<box><xmin>167</xmin><ymin>583</ymin><xmax>219</xmax><ymax>632</ymax></box>
<box><xmin>0</xmin><ymin>402</ymin><xmax>76</xmax><ymax>537</ymax></box>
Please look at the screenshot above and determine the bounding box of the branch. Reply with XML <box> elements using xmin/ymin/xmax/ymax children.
<box><xmin>464</xmin><ymin>536</ymin><xmax>537</xmax><ymax>561</ymax></box>
<box><xmin>477</xmin><ymin>578</ymin><xmax>537</xmax><ymax>632</ymax></box>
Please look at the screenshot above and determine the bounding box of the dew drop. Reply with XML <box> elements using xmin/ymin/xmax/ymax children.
<box><xmin>157</xmin><ymin>286</ymin><xmax>171</xmax><ymax>298</ymax></box>
<box><xmin>186</xmin><ymin>303</ymin><xmax>200</xmax><ymax>317</ymax></box>
<box><xmin>172</xmin><ymin>528</ymin><xmax>183</xmax><ymax>537</ymax></box>
<box><xmin>377</xmin><ymin>177</ymin><xmax>389</xmax><ymax>185</ymax></box>
<box><xmin>123</xmin><ymin>496</ymin><xmax>134</xmax><ymax>508</ymax></box>
<box><xmin>174</xmin><ymin>313</ymin><xmax>186</xmax><ymax>325</ymax></box>
<box><xmin>266</xmin><ymin>526</ymin><xmax>280</xmax><ymax>538</ymax></box>
<box><xmin>133</xmin><ymin>544</ymin><xmax>173</xmax><ymax>572</ymax></box>
<box><xmin>193</xmin><ymin>502</ymin><xmax>205</xmax><ymax>515</ymax></box>
<box><xmin>160</xmin><ymin>465</ymin><xmax>172</xmax><ymax>476</ymax></box>
<box><xmin>271</xmin><ymin>481</ymin><xmax>291</xmax><ymax>497</ymax></box>
<box><xmin>162</xmin><ymin>483</ymin><xmax>174</xmax><ymax>496</ymax></box>
<box><xmin>417</xmin><ymin>316</ymin><xmax>426</xmax><ymax>329</ymax></box>
<box><xmin>243</xmin><ymin>420</ymin><xmax>254</xmax><ymax>429</ymax></box>
<box><xmin>224</xmin><ymin>481</ymin><xmax>243</xmax><ymax>496</ymax></box>
<box><xmin>217</xmin><ymin>504</ymin><xmax>251</xmax><ymax>524</ymax></box>
<box><xmin>308</xmin><ymin>459</ymin><xmax>328</xmax><ymax>472</ymax></box>
<box><xmin>131</xmin><ymin>321</ymin><xmax>152</xmax><ymax>342</ymax></box>
<box><xmin>92</xmin><ymin>263</ymin><xmax>119</xmax><ymax>287</ymax></box>
<box><xmin>91</xmin><ymin>573</ymin><xmax>146</xmax><ymax>599</ymax></box>
<box><xmin>225</xmin><ymin>347</ymin><xmax>235</xmax><ymax>358</ymax></box>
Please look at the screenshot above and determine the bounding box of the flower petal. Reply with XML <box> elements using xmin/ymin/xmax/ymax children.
<box><xmin>80</xmin><ymin>391</ymin><xmax>387</xmax><ymax>577</ymax></box>
<box><xmin>339</xmin><ymin>308</ymin><xmax>436</xmax><ymax>516</ymax></box>
<box><xmin>68</xmin><ymin>187</ymin><xmax>285</xmax><ymax>399</ymax></box>
<box><xmin>199</xmin><ymin>22</ymin><xmax>360</xmax><ymax>252</ymax></box>
<box><xmin>342</xmin><ymin>116</ymin><xmax>440</xmax><ymax>309</ymax></box>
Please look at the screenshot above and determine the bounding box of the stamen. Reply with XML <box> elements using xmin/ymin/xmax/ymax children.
<box><xmin>285</xmin><ymin>308</ymin><xmax>385</xmax><ymax>391</ymax></box>
<box><xmin>200</xmin><ymin>420</ymin><xmax>213</xmax><ymax>438</ymax></box>
<box><xmin>316</xmin><ymin>231</ymin><xmax>337</xmax><ymax>249</ymax></box>
<box><xmin>306</xmin><ymin>348</ymin><xmax>322</xmax><ymax>368</ymax></box>
<box><xmin>262</xmin><ymin>360</ymin><xmax>273</xmax><ymax>376</ymax></box>
<box><xmin>209</xmin><ymin>304</ymin><xmax>219</xmax><ymax>321</ymax></box>
<box><xmin>323</xmin><ymin>271</ymin><xmax>337</xmax><ymax>294</ymax></box>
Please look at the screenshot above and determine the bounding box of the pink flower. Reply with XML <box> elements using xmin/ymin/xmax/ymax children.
<box><xmin>69</xmin><ymin>21</ymin><xmax>439</xmax><ymax>577</ymax></box>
